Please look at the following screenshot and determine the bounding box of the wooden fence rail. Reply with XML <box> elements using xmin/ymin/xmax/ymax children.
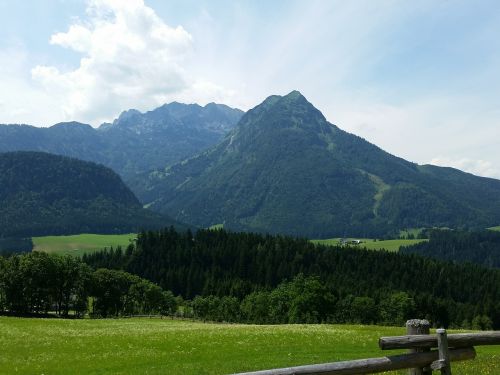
<box><xmin>232</xmin><ymin>348</ymin><xmax>475</xmax><ymax>375</ymax></box>
<box><xmin>231</xmin><ymin>319</ymin><xmax>500</xmax><ymax>375</ymax></box>
<box><xmin>379</xmin><ymin>331</ymin><xmax>500</xmax><ymax>350</ymax></box>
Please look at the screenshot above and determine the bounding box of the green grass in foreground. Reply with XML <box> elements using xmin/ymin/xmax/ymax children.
<box><xmin>312</xmin><ymin>238</ymin><xmax>427</xmax><ymax>252</ymax></box>
<box><xmin>0</xmin><ymin>317</ymin><xmax>498</xmax><ymax>375</ymax></box>
<box><xmin>32</xmin><ymin>233</ymin><xmax>136</xmax><ymax>256</ymax></box>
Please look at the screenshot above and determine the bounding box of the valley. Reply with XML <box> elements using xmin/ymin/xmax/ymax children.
<box><xmin>0</xmin><ymin>98</ymin><xmax>498</xmax><ymax>373</ymax></box>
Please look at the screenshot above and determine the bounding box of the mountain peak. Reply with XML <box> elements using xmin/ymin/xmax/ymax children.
<box><xmin>280</xmin><ymin>91</ymin><xmax>316</xmax><ymax>111</ymax></box>
<box><xmin>259</xmin><ymin>91</ymin><xmax>306</xmax><ymax>108</ymax></box>
<box><xmin>116</xmin><ymin>109</ymin><xmax>141</xmax><ymax>122</ymax></box>
<box><xmin>51</xmin><ymin>121</ymin><xmax>93</xmax><ymax>129</ymax></box>
<box><xmin>50</xmin><ymin>122</ymin><xmax>94</xmax><ymax>132</ymax></box>
<box><xmin>284</xmin><ymin>90</ymin><xmax>304</xmax><ymax>99</ymax></box>
<box><xmin>254</xmin><ymin>90</ymin><xmax>326</xmax><ymax>127</ymax></box>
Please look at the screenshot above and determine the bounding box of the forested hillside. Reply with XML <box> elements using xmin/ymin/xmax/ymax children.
<box><xmin>83</xmin><ymin>228</ymin><xmax>500</xmax><ymax>328</ymax></box>
<box><xmin>143</xmin><ymin>91</ymin><xmax>500</xmax><ymax>238</ymax></box>
<box><xmin>401</xmin><ymin>230</ymin><xmax>500</xmax><ymax>268</ymax></box>
<box><xmin>0</xmin><ymin>152</ymin><xmax>185</xmax><ymax>237</ymax></box>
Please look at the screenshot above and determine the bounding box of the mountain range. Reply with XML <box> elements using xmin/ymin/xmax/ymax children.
<box><xmin>2</xmin><ymin>92</ymin><xmax>500</xmax><ymax>238</ymax></box>
<box><xmin>0</xmin><ymin>151</ymin><xmax>186</xmax><ymax>237</ymax></box>
<box><xmin>140</xmin><ymin>91</ymin><xmax>500</xmax><ymax>238</ymax></box>
<box><xmin>0</xmin><ymin>102</ymin><xmax>243</xmax><ymax>197</ymax></box>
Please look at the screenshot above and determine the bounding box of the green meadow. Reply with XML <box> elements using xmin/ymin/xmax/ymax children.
<box><xmin>0</xmin><ymin>317</ymin><xmax>498</xmax><ymax>375</ymax></box>
<box><xmin>209</xmin><ymin>223</ymin><xmax>225</xmax><ymax>230</ymax></box>
<box><xmin>312</xmin><ymin>238</ymin><xmax>426</xmax><ymax>252</ymax></box>
<box><xmin>32</xmin><ymin>233</ymin><xmax>136</xmax><ymax>256</ymax></box>
<box><xmin>31</xmin><ymin>231</ymin><xmax>426</xmax><ymax>256</ymax></box>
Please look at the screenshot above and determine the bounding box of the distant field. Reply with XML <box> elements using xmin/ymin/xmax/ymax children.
<box><xmin>0</xmin><ymin>317</ymin><xmax>498</xmax><ymax>375</ymax></box>
<box><xmin>312</xmin><ymin>238</ymin><xmax>427</xmax><ymax>252</ymax></box>
<box><xmin>32</xmin><ymin>233</ymin><xmax>425</xmax><ymax>256</ymax></box>
<box><xmin>488</xmin><ymin>226</ymin><xmax>500</xmax><ymax>232</ymax></box>
<box><xmin>209</xmin><ymin>223</ymin><xmax>224</xmax><ymax>230</ymax></box>
<box><xmin>32</xmin><ymin>233</ymin><xmax>136</xmax><ymax>256</ymax></box>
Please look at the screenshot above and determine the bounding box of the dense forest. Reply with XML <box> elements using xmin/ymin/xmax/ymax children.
<box><xmin>0</xmin><ymin>238</ymin><xmax>33</xmax><ymax>255</ymax></box>
<box><xmin>0</xmin><ymin>252</ymin><xmax>176</xmax><ymax>317</ymax></box>
<box><xmin>83</xmin><ymin>228</ymin><xmax>500</xmax><ymax>329</ymax></box>
<box><xmin>401</xmin><ymin>230</ymin><xmax>500</xmax><ymax>268</ymax></box>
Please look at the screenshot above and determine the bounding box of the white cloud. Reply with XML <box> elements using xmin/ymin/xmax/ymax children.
<box><xmin>429</xmin><ymin>156</ymin><xmax>500</xmax><ymax>179</ymax></box>
<box><xmin>31</xmin><ymin>0</ymin><xmax>230</xmax><ymax>125</ymax></box>
<box><xmin>50</xmin><ymin>24</ymin><xmax>93</xmax><ymax>53</ymax></box>
<box><xmin>0</xmin><ymin>43</ymin><xmax>62</xmax><ymax>126</ymax></box>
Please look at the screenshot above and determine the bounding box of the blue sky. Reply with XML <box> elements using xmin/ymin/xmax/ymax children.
<box><xmin>0</xmin><ymin>0</ymin><xmax>499</xmax><ymax>178</ymax></box>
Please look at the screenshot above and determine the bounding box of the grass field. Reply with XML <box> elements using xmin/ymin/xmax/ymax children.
<box><xmin>0</xmin><ymin>317</ymin><xmax>498</xmax><ymax>375</ymax></box>
<box><xmin>312</xmin><ymin>238</ymin><xmax>427</xmax><ymax>252</ymax></box>
<box><xmin>209</xmin><ymin>223</ymin><xmax>224</xmax><ymax>230</ymax></box>
<box><xmin>32</xmin><ymin>233</ymin><xmax>136</xmax><ymax>256</ymax></box>
<box><xmin>31</xmin><ymin>231</ymin><xmax>425</xmax><ymax>257</ymax></box>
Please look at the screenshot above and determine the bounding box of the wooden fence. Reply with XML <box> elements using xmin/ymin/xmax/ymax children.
<box><xmin>232</xmin><ymin>319</ymin><xmax>500</xmax><ymax>375</ymax></box>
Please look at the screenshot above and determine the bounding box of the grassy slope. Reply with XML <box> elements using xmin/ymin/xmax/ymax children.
<box><xmin>0</xmin><ymin>317</ymin><xmax>498</xmax><ymax>375</ymax></box>
<box><xmin>32</xmin><ymin>233</ymin><xmax>136</xmax><ymax>256</ymax></box>
<box><xmin>312</xmin><ymin>238</ymin><xmax>427</xmax><ymax>252</ymax></box>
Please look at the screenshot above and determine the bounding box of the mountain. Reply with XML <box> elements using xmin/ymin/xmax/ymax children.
<box><xmin>0</xmin><ymin>151</ymin><xmax>186</xmax><ymax>237</ymax></box>
<box><xmin>141</xmin><ymin>91</ymin><xmax>500</xmax><ymax>238</ymax></box>
<box><xmin>0</xmin><ymin>122</ymin><xmax>107</xmax><ymax>162</ymax></box>
<box><xmin>98</xmin><ymin>102</ymin><xmax>244</xmax><ymax>196</ymax></box>
<box><xmin>0</xmin><ymin>103</ymin><xmax>244</xmax><ymax>197</ymax></box>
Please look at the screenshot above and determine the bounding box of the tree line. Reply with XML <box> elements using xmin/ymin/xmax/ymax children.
<box><xmin>190</xmin><ymin>275</ymin><xmax>434</xmax><ymax>327</ymax></box>
<box><xmin>0</xmin><ymin>251</ymin><xmax>176</xmax><ymax>317</ymax></box>
<box><xmin>401</xmin><ymin>229</ymin><xmax>500</xmax><ymax>269</ymax></box>
<box><xmin>0</xmin><ymin>237</ymin><xmax>33</xmax><ymax>255</ymax></box>
<box><xmin>83</xmin><ymin>227</ymin><xmax>500</xmax><ymax>328</ymax></box>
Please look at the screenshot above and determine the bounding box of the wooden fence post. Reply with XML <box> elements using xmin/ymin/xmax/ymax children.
<box><xmin>406</xmin><ymin>319</ymin><xmax>432</xmax><ymax>375</ymax></box>
<box><xmin>432</xmin><ymin>328</ymin><xmax>452</xmax><ymax>375</ymax></box>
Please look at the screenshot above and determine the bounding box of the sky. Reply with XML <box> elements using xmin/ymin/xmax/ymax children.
<box><xmin>0</xmin><ymin>0</ymin><xmax>499</xmax><ymax>178</ymax></box>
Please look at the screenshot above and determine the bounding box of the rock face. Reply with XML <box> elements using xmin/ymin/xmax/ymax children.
<box><xmin>142</xmin><ymin>91</ymin><xmax>500</xmax><ymax>238</ymax></box>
